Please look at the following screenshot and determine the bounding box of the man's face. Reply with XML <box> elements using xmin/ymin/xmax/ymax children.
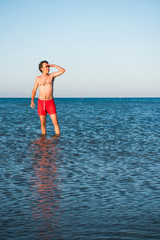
<box><xmin>41</xmin><ymin>62</ymin><xmax>50</xmax><ymax>74</ymax></box>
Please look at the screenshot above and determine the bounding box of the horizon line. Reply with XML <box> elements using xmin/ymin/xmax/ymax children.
<box><xmin>0</xmin><ymin>97</ymin><xmax>160</xmax><ymax>99</ymax></box>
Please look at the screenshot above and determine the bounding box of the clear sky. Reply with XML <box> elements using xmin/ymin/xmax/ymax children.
<box><xmin>0</xmin><ymin>0</ymin><xmax>160</xmax><ymax>97</ymax></box>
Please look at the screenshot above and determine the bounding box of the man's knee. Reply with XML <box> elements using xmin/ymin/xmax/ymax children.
<box><xmin>53</xmin><ymin>121</ymin><xmax>59</xmax><ymax>127</ymax></box>
<box><xmin>40</xmin><ymin>121</ymin><xmax>46</xmax><ymax>127</ymax></box>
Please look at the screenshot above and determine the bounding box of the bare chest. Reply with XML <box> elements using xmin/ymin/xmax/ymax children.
<box><xmin>39</xmin><ymin>76</ymin><xmax>53</xmax><ymax>87</ymax></box>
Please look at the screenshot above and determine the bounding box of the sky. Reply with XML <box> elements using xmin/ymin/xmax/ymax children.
<box><xmin>0</xmin><ymin>0</ymin><xmax>160</xmax><ymax>97</ymax></box>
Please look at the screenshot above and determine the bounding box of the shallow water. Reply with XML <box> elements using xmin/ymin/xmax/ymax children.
<box><xmin>0</xmin><ymin>98</ymin><xmax>160</xmax><ymax>239</ymax></box>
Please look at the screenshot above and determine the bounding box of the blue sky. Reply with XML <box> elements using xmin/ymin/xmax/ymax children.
<box><xmin>0</xmin><ymin>0</ymin><xmax>160</xmax><ymax>97</ymax></box>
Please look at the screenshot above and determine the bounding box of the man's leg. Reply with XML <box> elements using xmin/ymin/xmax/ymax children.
<box><xmin>39</xmin><ymin>115</ymin><xmax>46</xmax><ymax>135</ymax></box>
<box><xmin>50</xmin><ymin>114</ymin><xmax>60</xmax><ymax>135</ymax></box>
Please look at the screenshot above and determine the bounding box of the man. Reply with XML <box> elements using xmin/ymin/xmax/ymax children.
<box><xmin>31</xmin><ymin>60</ymin><xmax>65</xmax><ymax>135</ymax></box>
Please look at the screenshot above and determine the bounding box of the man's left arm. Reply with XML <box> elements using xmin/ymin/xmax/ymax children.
<box><xmin>48</xmin><ymin>64</ymin><xmax>65</xmax><ymax>78</ymax></box>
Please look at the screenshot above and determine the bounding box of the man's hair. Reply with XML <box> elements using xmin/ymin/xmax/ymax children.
<box><xmin>39</xmin><ymin>60</ymin><xmax>48</xmax><ymax>73</ymax></box>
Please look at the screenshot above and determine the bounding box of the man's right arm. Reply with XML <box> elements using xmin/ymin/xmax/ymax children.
<box><xmin>31</xmin><ymin>77</ymin><xmax>39</xmax><ymax>109</ymax></box>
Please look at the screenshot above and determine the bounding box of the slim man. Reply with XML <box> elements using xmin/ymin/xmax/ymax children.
<box><xmin>31</xmin><ymin>60</ymin><xmax>65</xmax><ymax>135</ymax></box>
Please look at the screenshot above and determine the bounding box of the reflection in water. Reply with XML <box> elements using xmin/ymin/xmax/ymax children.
<box><xmin>30</xmin><ymin>136</ymin><xmax>63</xmax><ymax>239</ymax></box>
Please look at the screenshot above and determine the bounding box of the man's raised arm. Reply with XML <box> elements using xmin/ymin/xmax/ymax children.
<box><xmin>49</xmin><ymin>64</ymin><xmax>65</xmax><ymax>78</ymax></box>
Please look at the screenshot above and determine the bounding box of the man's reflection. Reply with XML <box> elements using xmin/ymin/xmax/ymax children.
<box><xmin>30</xmin><ymin>136</ymin><xmax>63</xmax><ymax>239</ymax></box>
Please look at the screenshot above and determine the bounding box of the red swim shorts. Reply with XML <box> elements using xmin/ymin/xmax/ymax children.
<box><xmin>38</xmin><ymin>99</ymin><xmax>57</xmax><ymax>116</ymax></box>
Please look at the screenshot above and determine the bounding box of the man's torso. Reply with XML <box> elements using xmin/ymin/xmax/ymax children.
<box><xmin>38</xmin><ymin>74</ymin><xmax>54</xmax><ymax>100</ymax></box>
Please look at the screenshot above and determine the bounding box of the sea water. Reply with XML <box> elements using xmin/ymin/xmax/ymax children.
<box><xmin>0</xmin><ymin>98</ymin><xmax>160</xmax><ymax>240</ymax></box>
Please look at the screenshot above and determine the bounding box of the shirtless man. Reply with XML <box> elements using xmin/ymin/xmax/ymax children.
<box><xmin>31</xmin><ymin>60</ymin><xmax>65</xmax><ymax>135</ymax></box>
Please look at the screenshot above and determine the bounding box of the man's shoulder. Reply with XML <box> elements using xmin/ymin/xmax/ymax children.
<box><xmin>37</xmin><ymin>75</ymin><xmax>42</xmax><ymax>78</ymax></box>
<box><xmin>49</xmin><ymin>73</ymin><xmax>55</xmax><ymax>80</ymax></box>
<box><xmin>35</xmin><ymin>75</ymin><xmax>42</xmax><ymax>81</ymax></box>
<box><xmin>47</xmin><ymin>74</ymin><xmax>55</xmax><ymax>80</ymax></box>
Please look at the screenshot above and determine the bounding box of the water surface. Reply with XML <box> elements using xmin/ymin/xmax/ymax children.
<box><xmin>0</xmin><ymin>98</ymin><xmax>160</xmax><ymax>239</ymax></box>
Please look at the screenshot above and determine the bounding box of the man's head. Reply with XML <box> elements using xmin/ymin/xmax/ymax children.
<box><xmin>39</xmin><ymin>60</ymin><xmax>49</xmax><ymax>73</ymax></box>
